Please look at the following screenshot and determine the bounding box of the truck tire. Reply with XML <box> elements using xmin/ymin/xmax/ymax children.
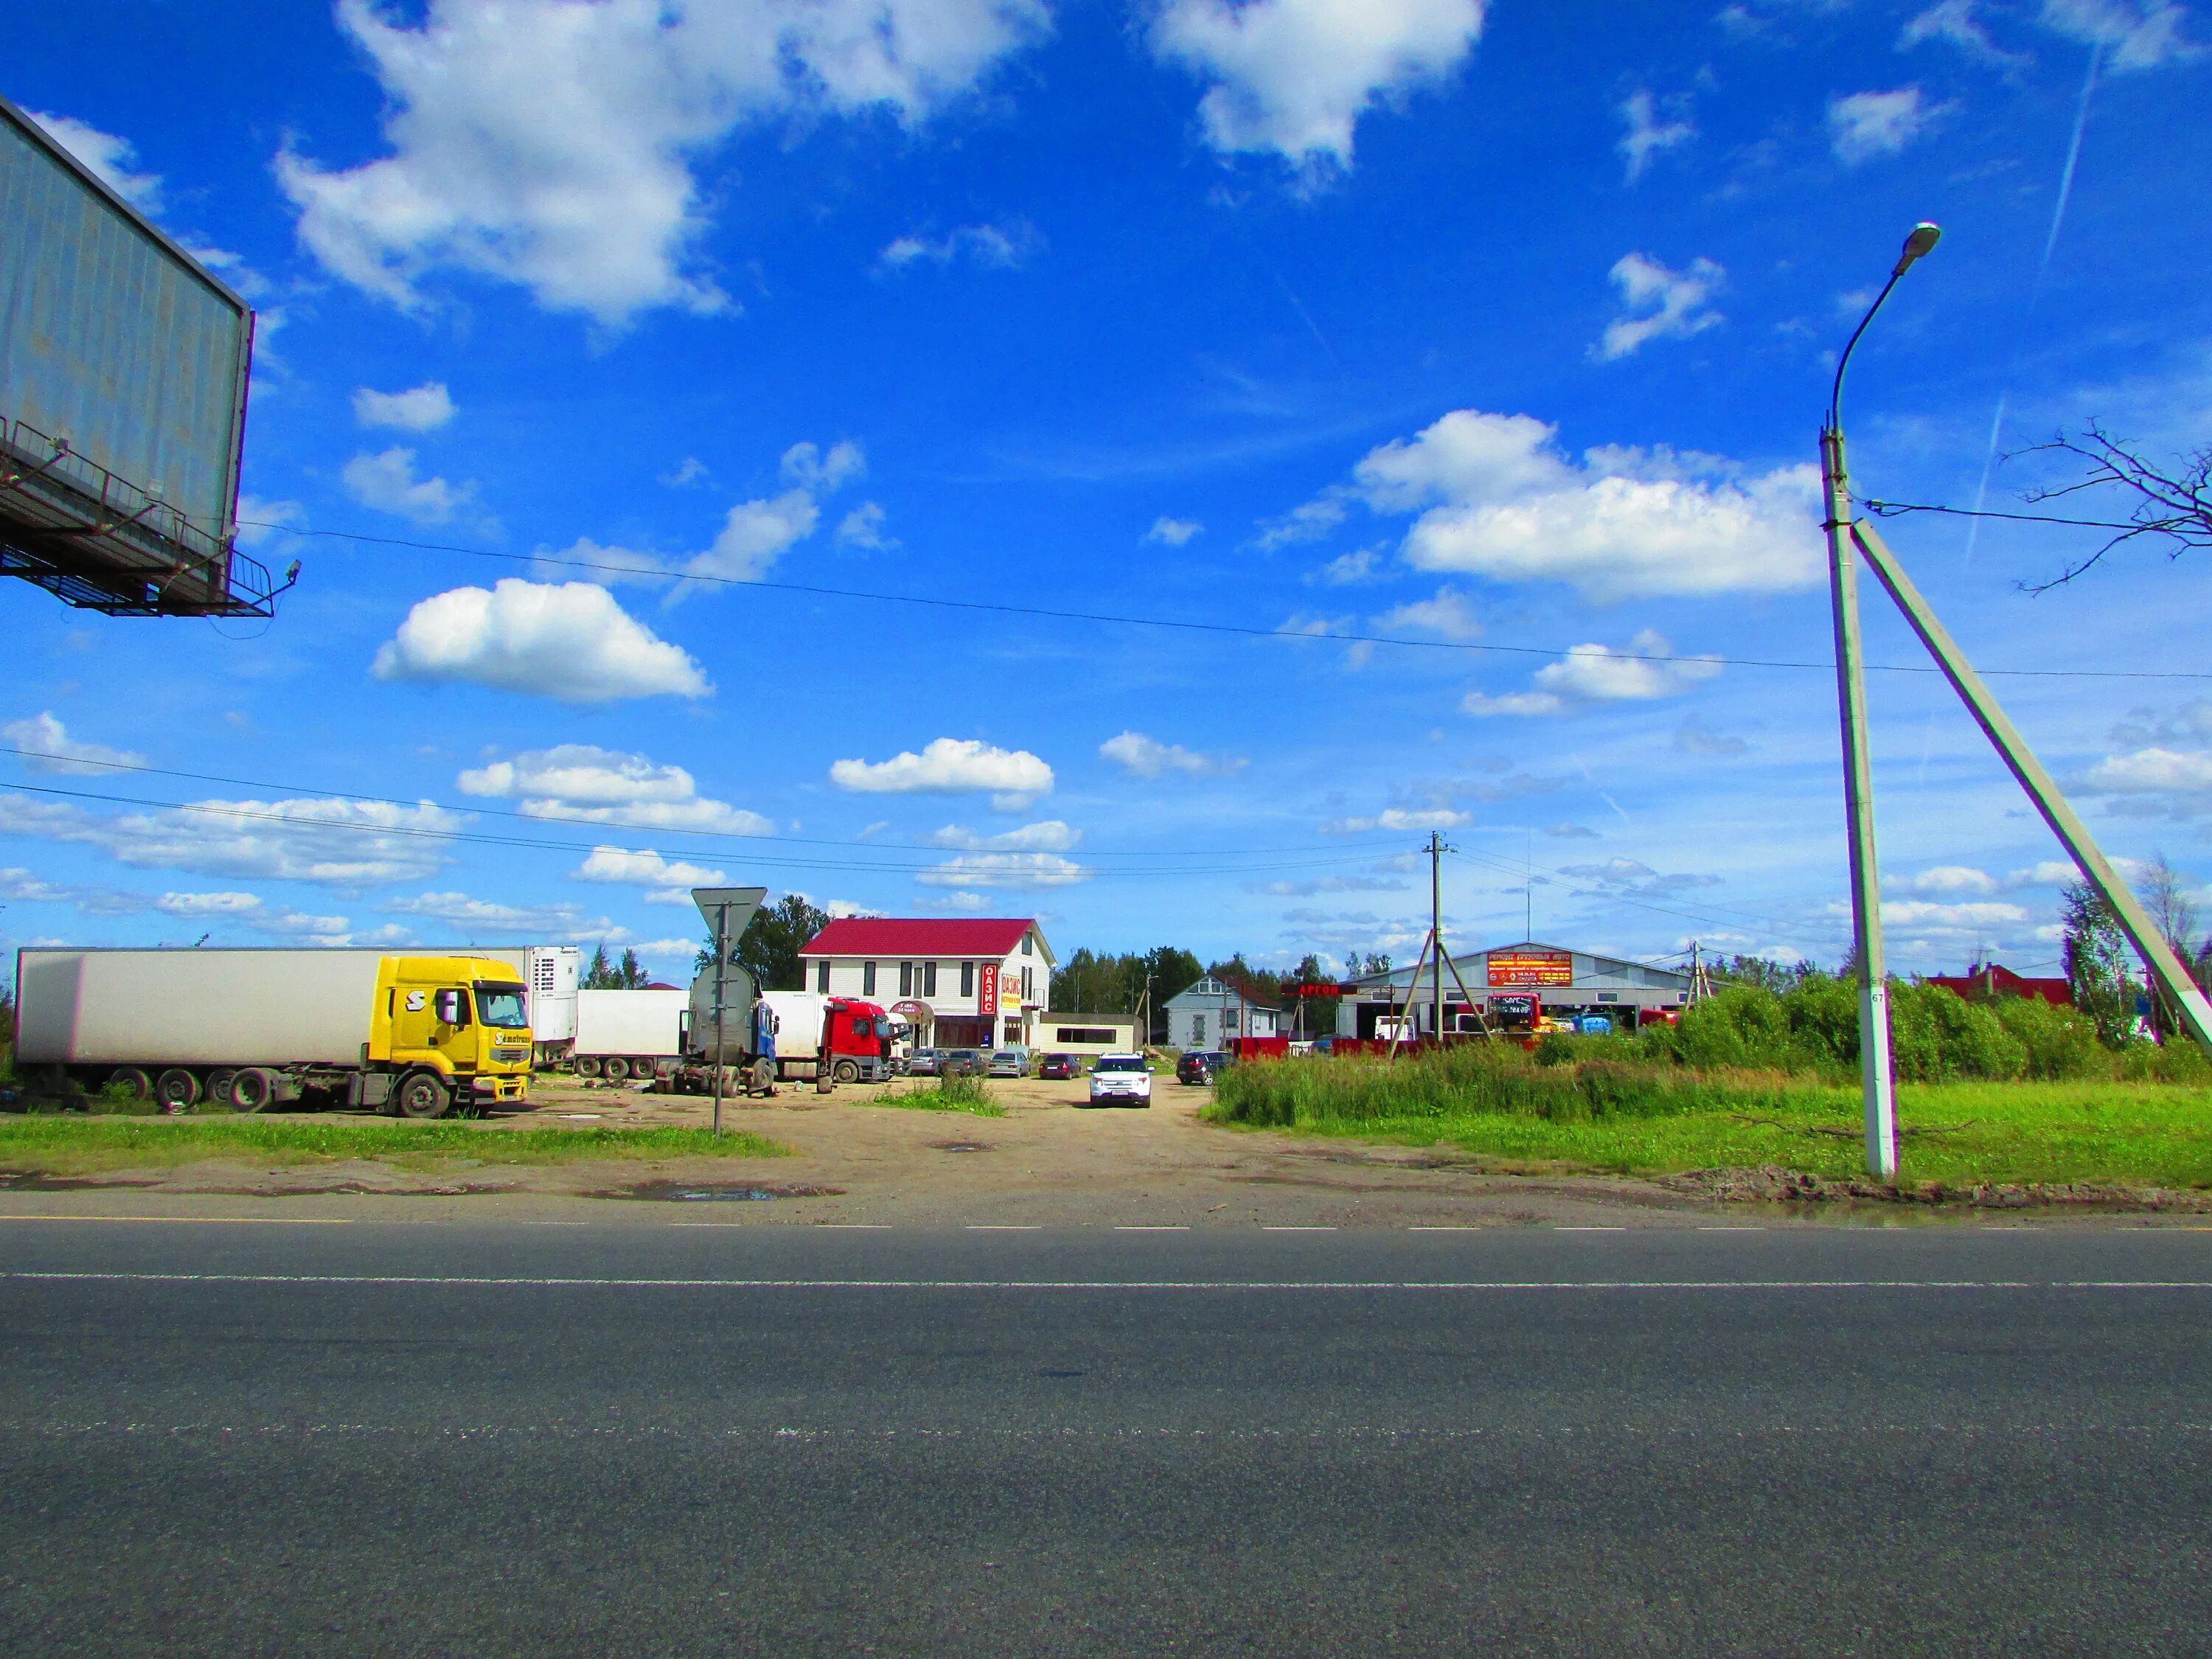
<box><xmin>155</xmin><ymin>1068</ymin><xmax>201</xmax><ymax>1111</ymax></box>
<box><xmin>108</xmin><ymin>1066</ymin><xmax>153</xmax><ymax>1102</ymax></box>
<box><xmin>833</xmin><ymin>1058</ymin><xmax>860</xmax><ymax>1085</ymax></box>
<box><xmin>204</xmin><ymin>1068</ymin><xmax>238</xmax><ymax>1109</ymax></box>
<box><xmin>601</xmin><ymin>1056</ymin><xmax>630</xmax><ymax>1083</ymax></box>
<box><xmin>748</xmin><ymin>1057</ymin><xmax>776</xmax><ymax>1095</ymax></box>
<box><xmin>574</xmin><ymin>1056</ymin><xmax>602</xmax><ymax>1078</ymax></box>
<box><xmin>229</xmin><ymin>1068</ymin><xmax>278</xmax><ymax>1113</ymax></box>
<box><xmin>395</xmin><ymin>1071</ymin><xmax>452</xmax><ymax>1120</ymax></box>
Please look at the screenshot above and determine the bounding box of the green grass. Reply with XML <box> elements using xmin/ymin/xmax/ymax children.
<box><xmin>866</xmin><ymin>1074</ymin><xmax>1007</xmax><ymax>1117</ymax></box>
<box><xmin>1207</xmin><ymin>1051</ymin><xmax>2212</xmax><ymax>1189</ymax></box>
<box><xmin>0</xmin><ymin>1116</ymin><xmax>790</xmax><ymax>1176</ymax></box>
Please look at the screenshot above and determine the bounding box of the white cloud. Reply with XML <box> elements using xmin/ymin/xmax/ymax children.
<box><xmin>1618</xmin><ymin>90</ymin><xmax>1694</xmax><ymax>182</ymax></box>
<box><xmin>153</xmin><ymin>891</ymin><xmax>265</xmax><ymax>918</ymax></box>
<box><xmin>1149</xmin><ymin>0</ymin><xmax>1487</xmax><ymax>169</ymax></box>
<box><xmin>1882</xmin><ymin>898</ymin><xmax>2032</xmax><ymax>929</ymax></box>
<box><xmin>1900</xmin><ymin>1</ymin><xmax>2032</xmax><ymax>66</ymax></box>
<box><xmin>836</xmin><ymin>502</ymin><xmax>897</xmax><ymax>550</ymax></box>
<box><xmin>2084</xmin><ymin>746</ymin><xmax>2212</xmax><ymax>794</ymax></box>
<box><xmin>1098</xmin><ymin>731</ymin><xmax>1245</xmax><ymax>779</ymax></box>
<box><xmin>1888</xmin><ymin>865</ymin><xmax>2000</xmax><ymax>897</ymax></box>
<box><xmin>1332</xmin><ymin>408</ymin><xmax>1822</xmax><ymax>599</ymax></box>
<box><xmin>31</xmin><ymin>111</ymin><xmax>162</xmax><ymax>211</ymax></box>
<box><xmin>386</xmin><ymin>890</ymin><xmax>621</xmax><ymax>939</ymax></box>
<box><xmin>686</xmin><ymin>490</ymin><xmax>819</xmax><ymax>582</ymax></box>
<box><xmin>1321</xmin><ymin>807</ymin><xmax>1470</xmax><ymax>834</ymax></box>
<box><xmin>341</xmin><ymin>447</ymin><xmax>479</xmax><ymax>526</ymax></box>
<box><xmin>878</xmin><ymin>220</ymin><xmax>1042</xmax><ymax>270</ymax></box>
<box><xmin>1828</xmin><ymin>87</ymin><xmax>1950</xmax><ymax>163</ymax></box>
<box><xmin>1374</xmin><ymin>588</ymin><xmax>1482</xmax><ymax>641</ymax></box>
<box><xmin>234</xmin><ymin>495</ymin><xmax>307</xmax><ymax>550</ymax></box>
<box><xmin>1</xmin><ymin>712</ymin><xmax>146</xmax><ymax>775</ymax></box>
<box><xmin>1256</xmin><ymin>495</ymin><xmax>1349</xmax><ymax>549</ymax></box>
<box><xmin>661</xmin><ymin>456</ymin><xmax>711</xmax><ymax>488</ymax></box>
<box><xmin>372</xmin><ymin>580</ymin><xmax>711</xmax><ymax>703</ymax></box>
<box><xmin>929</xmin><ymin>821</ymin><xmax>1082</xmax><ymax>852</ymax></box>
<box><xmin>1464</xmin><ymin>631</ymin><xmax>1722</xmax><ymax>717</ymax></box>
<box><xmin>1145</xmin><ymin>516</ymin><xmax>1205</xmax><ymax>546</ymax></box>
<box><xmin>1315</xmin><ymin>546</ymin><xmax>1382</xmax><ymax>584</ymax></box>
<box><xmin>573</xmin><ymin>439</ymin><xmax>861</xmax><ymax>586</ymax></box>
<box><xmin>633</xmin><ymin>936</ymin><xmax>709</xmax><ymax>958</ymax></box>
<box><xmin>353</xmin><ymin>381</ymin><xmax>458</xmax><ymax>431</ymax></box>
<box><xmin>276</xmin><ymin>0</ymin><xmax>1049</xmax><ymax>324</ymax></box>
<box><xmin>1596</xmin><ymin>252</ymin><xmax>1725</xmax><ymax>361</ymax></box>
<box><xmin>459</xmin><ymin>745</ymin><xmax>771</xmax><ymax>834</ymax></box>
<box><xmin>572</xmin><ymin>845</ymin><xmax>730</xmax><ymax>892</ymax></box>
<box><xmin>0</xmin><ymin>792</ymin><xmax>461</xmax><ymax>887</ymax></box>
<box><xmin>830</xmin><ymin>737</ymin><xmax>1054</xmax><ymax>810</ymax></box>
<box><xmin>2040</xmin><ymin>0</ymin><xmax>2199</xmax><ymax>69</ymax></box>
<box><xmin>779</xmin><ymin>439</ymin><xmax>866</xmax><ymax>494</ymax></box>
<box><xmin>914</xmin><ymin>852</ymin><xmax>1090</xmax><ymax>888</ymax></box>
<box><xmin>2007</xmin><ymin>859</ymin><xmax>2084</xmax><ymax>888</ymax></box>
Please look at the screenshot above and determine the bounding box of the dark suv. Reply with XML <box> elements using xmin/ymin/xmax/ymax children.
<box><xmin>1176</xmin><ymin>1050</ymin><xmax>1234</xmax><ymax>1085</ymax></box>
<box><xmin>1038</xmin><ymin>1053</ymin><xmax>1080</xmax><ymax>1080</ymax></box>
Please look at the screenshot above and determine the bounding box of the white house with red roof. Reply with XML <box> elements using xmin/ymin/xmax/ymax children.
<box><xmin>797</xmin><ymin>917</ymin><xmax>1055</xmax><ymax>1050</ymax></box>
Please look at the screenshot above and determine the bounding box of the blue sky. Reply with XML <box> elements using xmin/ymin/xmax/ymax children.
<box><xmin>4</xmin><ymin>0</ymin><xmax>2210</xmax><ymax>980</ymax></box>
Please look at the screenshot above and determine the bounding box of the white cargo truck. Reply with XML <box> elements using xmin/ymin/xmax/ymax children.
<box><xmin>13</xmin><ymin>947</ymin><xmax>538</xmax><ymax>1116</ymax></box>
<box><xmin>569</xmin><ymin>988</ymin><xmax>689</xmax><ymax>1082</ymax></box>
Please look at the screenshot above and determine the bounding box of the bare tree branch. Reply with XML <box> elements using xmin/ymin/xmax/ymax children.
<box><xmin>2009</xmin><ymin>422</ymin><xmax>2212</xmax><ymax>592</ymax></box>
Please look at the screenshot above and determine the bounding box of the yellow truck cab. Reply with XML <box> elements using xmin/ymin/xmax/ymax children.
<box><xmin>369</xmin><ymin>956</ymin><xmax>535</xmax><ymax>1117</ymax></box>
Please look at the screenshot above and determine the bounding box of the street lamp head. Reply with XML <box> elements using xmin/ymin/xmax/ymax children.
<box><xmin>1892</xmin><ymin>221</ymin><xmax>1942</xmax><ymax>277</ymax></box>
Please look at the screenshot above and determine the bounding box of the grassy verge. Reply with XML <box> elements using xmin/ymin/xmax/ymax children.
<box><xmin>864</xmin><ymin>1075</ymin><xmax>1006</xmax><ymax>1117</ymax></box>
<box><xmin>1207</xmin><ymin>1051</ymin><xmax>2212</xmax><ymax>1189</ymax></box>
<box><xmin>0</xmin><ymin>1116</ymin><xmax>790</xmax><ymax>1177</ymax></box>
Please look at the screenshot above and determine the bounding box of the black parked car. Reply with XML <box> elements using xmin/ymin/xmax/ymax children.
<box><xmin>1038</xmin><ymin>1053</ymin><xmax>1080</xmax><ymax>1080</ymax></box>
<box><xmin>1176</xmin><ymin>1050</ymin><xmax>1234</xmax><ymax>1085</ymax></box>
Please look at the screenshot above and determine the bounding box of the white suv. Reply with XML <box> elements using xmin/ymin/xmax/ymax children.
<box><xmin>1088</xmin><ymin>1054</ymin><xmax>1153</xmax><ymax>1107</ymax></box>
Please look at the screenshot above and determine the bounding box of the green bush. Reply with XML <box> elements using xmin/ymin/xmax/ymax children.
<box><xmin>1887</xmin><ymin>981</ymin><xmax>2027</xmax><ymax>1082</ymax></box>
<box><xmin>1988</xmin><ymin>994</ymin><xmax>2108</xmax><ymax>1080</ymax></box>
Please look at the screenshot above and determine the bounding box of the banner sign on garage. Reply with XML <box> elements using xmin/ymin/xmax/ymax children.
<box><xmin>1487</xmin><ymin>949</ymin><xmax>1572</xmax><ymax>987</ymax></box>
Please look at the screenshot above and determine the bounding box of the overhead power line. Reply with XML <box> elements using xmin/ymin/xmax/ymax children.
<box><xmin>237</xmin><ymin>518</ymin><xmax>2212</xmax><ymax>683</ymax></box>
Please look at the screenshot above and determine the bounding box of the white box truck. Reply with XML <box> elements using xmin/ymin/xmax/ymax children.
<box><xmin>13</xmin><ymin>947</ymin><xmax>537</xmax><ymax>1117</ymax></box>
<box><xmin>569</xmin><ymin>988</ymin><xmax>689</xmax><ymax>1082</ymax></box>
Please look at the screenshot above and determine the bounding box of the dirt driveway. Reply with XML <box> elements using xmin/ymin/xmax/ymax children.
<box><xmin>7</xmin><ymin>1072</ymin><xmax>1755</xmax><ymax>1228</ymax></box>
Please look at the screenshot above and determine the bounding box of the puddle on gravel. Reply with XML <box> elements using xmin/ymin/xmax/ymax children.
<box><xmin>930</xmin><ymin>1141</ymin><xmax>990</xmax><ymax>1153</ymax></box>
<box><xmin>599</xmin><ymin>1180</ymin><xmax>846</xmax><ymax>1203</ymax></box>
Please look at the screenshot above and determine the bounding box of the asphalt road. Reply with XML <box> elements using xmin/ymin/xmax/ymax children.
<box><xmin>4</xmin><ymin>1216</ymin><xmax>2211</xmax><ymax>1655</ymax></box>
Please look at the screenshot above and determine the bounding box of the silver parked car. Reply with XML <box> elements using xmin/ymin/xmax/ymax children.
<box><xmin>905</xmin><ymin>1048</ymin><xmax>943</xmax><ymax>1077</ymax></box>
<box><xmin>987</xmin><ymin>1048</ymin><xmax>1031</xmax><ymax>1078</ymax></box>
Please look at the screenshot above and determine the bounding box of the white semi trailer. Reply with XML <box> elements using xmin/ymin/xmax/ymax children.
<box><xmin>13</xmin><ymin>947</ymin><xmax>535</xmax><ymax>1116</ymax></box>
<box><xmin>568</xmin><ymin>988</ymin><xmax>689</xmax><ymax>1082</ymax></box>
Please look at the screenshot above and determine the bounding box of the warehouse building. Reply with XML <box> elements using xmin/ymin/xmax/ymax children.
<box><xmin>1337</xmin><ymin>940</ymin><xmax>1691</xmax><ymax>1038</ymax></box>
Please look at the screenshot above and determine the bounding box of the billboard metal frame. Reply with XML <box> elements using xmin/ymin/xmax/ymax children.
<box><xmin>0</xmin><ymin>93</ymin><xmax>282</xmax><ymax>619</ymax></box>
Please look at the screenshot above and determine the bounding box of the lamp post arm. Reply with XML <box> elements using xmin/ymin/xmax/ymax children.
<box><xmin>1828</xmin><ymin>268</ymin><xmax>1905</xmax><ymax>435</ymax></box>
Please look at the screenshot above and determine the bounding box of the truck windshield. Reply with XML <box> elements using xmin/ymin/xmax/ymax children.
<box><xmin>475</xmin><ymin>984</ymin><xmax>530</xmax><ymax>1029</ymax></box>
<box><xmin>872</xmin><ymin>1018</ymin><xmax>891</xmax><ymax>1038</ymax></box>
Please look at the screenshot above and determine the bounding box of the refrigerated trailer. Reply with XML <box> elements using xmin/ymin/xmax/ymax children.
<box><xmin>568</xmin><ymin>988</ymin><xmax>689</xmax><ymax>1082</ymax></box>
<box><xmin>13</xmin><ymin>947</ymin><xmax>535</xmax><ymax>1116</ymax></box>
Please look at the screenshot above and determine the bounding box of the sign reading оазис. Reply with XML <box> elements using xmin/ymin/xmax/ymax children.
<box><xmin>978</xmin><ymin>961</ymin><xmax>998</xmax><ymax>1015</ymax></box>
<box><xmin>1487</xmin><ymin>950</ymin><xmax>1572</xmax><ymax>987</ymax></box>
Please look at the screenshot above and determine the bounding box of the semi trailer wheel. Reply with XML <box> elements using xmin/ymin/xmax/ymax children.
<box><xmin>601</xmin><ymin>1056</ymin><xmax>630</xmax><ymax>1083</ymax></box>
<box><xmin>395</xmin><ymin>1071</ymin><xmax>452</xmax><ymax>1120</ymax></box>
<box><xmin>832</xmin><ymin>1058</ymin><xmax>860</xmax><ymax>1084</ymax></box>
<box><xmin>748</xmin><ymin>1057</ymin><xmax>776</xmax><ymax>1095</ymax></box>
<box><xmin>155</xmin><ymin>1068</ymin><xmax>201</xmax><ymax>1111</ymax></box>
<box><xmin>229</xmin><ymin>1068</ymin><xmax>278</xmax><ymax>1113</ymax></box>
<box><xmin>574</xmin><ymin>1056</ymin><xmax>602</xmax><ymax>1078</ymax></box>
<box><xmin>108</xmin><ymin>1067</ymin><xmax>153</xmax><ymax>1102</ymax></box>
<box><xmin>204</xmin><ymin>1068</ymin><xmax>238</xmax><ymax>1109</ymax></box>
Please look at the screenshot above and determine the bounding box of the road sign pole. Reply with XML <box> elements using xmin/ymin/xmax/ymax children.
<box><xmin>712</xmin><ymin>905</ymin><xmax>726</xmax><ymax>1138</ymax></box>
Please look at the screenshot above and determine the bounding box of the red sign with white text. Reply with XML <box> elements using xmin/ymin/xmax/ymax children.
<box><xmin>977</xmin><ymin>961</ymin><xmax>998</xmax><ymax>1015</ymax></box>
<box><xmin>1487</xmin><ymin>949</ymin><xmax>1572</xmax><ymax>987</ymax></box>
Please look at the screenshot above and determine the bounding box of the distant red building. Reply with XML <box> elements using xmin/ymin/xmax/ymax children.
<box><xmin>1925</xmin><ymin>964</ymin><xmax>2073</xmax><ymax>1008</ymax></box>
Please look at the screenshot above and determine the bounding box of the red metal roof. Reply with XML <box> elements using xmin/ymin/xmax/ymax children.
<box><xmin>1926</xmin><ymin>964</ymin><xmax>2073</xmax><ymax>1008</ymax></box>
<box><xmin>801</xmin><ymin>917</ymin><xmax>1037</xmax><ymax>959</ymax></box>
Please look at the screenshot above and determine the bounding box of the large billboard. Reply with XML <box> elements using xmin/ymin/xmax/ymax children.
<box><xmin>1486</xmin><ymin>949</ymin><xmax>1573</xmax><ymax>987</ymax></box>
<box><xmin>0</xmin><ymin>94</ymin><xmax>267</xmax><ymax>616</ymax></box>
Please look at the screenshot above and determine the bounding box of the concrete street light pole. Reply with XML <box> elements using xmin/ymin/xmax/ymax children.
<box><xmin>1823</xmin><ymin>221</ymin><xmax>1941</xmax><ymax>1180</ymax></box>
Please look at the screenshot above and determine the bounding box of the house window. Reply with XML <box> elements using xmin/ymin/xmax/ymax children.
<box><xmin>863</xmin><ymin>961</ymin><xmax>877</xmax><ymax>997</ymax></box>
<box><xmin>1192</xmin><ymin>1015</ymin><xmax>1207</xmax><ymax>1046</ymax></box>
<box><xmin>1020</xmin><ymin>967</ymin><xmax>1032</xmax><ymax>1001</ymax></box>
<box><xmin>961</xmin><ymin>961</ymin><xmax>975</xmax><ymax>998</ymax></box>
<box><xmin>816</xmin><ymin>961</ymin><xmax>830</xmax><ymax>993</ymax></box>
<box><xmin>1021</xmin><ymin>933</ymin><xmax>1032</xmax><ymax>956</ymax></box>
<box><xmin>900</xmin><ymin>961</ymin><xmax>914</xmax><ymax>997</ymax></box>
<box><xmin>923</xmin><ymin>961</ymin><xmax>938</xmax><ymax>997</ymax></box>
